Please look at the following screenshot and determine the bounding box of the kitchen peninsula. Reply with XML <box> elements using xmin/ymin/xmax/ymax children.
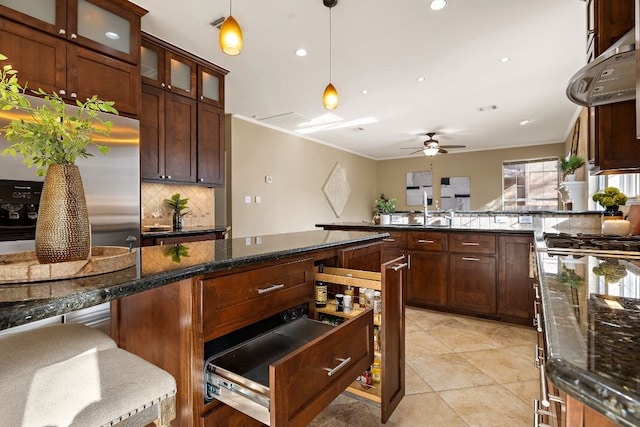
<box><xmin>0</xmin><ymin>230</ymin><xmax>407</xmax><ymax>426</ymax></box>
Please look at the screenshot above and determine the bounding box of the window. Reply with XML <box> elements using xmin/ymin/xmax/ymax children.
<box><xmin>595</xmin><ymin>174</ymin><xmax>640</xmax><ymax>202</ymax></box>
<box><xmin>502</xmin><ymin>158</ymin><xmax>559</xmax><ymax>211</ymax></box>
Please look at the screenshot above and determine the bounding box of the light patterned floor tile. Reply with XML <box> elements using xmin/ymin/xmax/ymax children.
<box><xmin>458</xmin><ymin>347</ymin><xmax>539</xmax><ymax>384</ymax></box>
<box><xmin>408</xmin><ymin>354</ymin><xmax>496</xmax><ymax>391</ymax></box>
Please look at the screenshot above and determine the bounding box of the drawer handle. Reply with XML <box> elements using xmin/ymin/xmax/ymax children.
<box><xmin>257</xmin><ymin>283</ymin><xmax>285</xmax><ymax>294</ymax></box>
<box><xmin>534</xmin><ymin>301</ymin><xmax>542</xmax><ymax>333</ymax></box>
<box><xmin>462</xmin><ymin>257</ymin><xmax>480</xmax><ymax>261</ymax></box>
<box><xmin>392</xmin><ymin>262</ymin><xmax>408</xmax><ymax>271</ymax></box>
<box><xmin>382</xmin><ymin>238</ymin><xmax>396</xmax><ymax>242</ymax></box>
<box><xmin>324</xmin><ymin>357</ymin><xmax>351</xmax><ymax>377</ymax></box>
<box><xmin>418</xmin><ymin>239</ymin><xmax>435</xmax><ymax>244</ymax></box>
<box><xmin>462</xmin><ymin>242</ymin><xmax>480</xmax><ymax>246</ymax></box>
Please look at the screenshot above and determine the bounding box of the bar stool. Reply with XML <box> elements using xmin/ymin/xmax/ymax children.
<box><xmin>0</xmin><ymin>323</ymin><xmax>176</xmax><ymax>426</ymax></box>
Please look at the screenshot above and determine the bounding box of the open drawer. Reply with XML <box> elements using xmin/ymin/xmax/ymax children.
<box><xmin>205</xmin><ymin>309</ymin><xmax>374</xmax><ymax>427</ymax></box>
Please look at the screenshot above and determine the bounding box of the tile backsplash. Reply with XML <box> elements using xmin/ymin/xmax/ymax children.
<box><xmin>141</xmin><ymin>183</ymin><xmax>214</xmax><ymax>228</ymax></box>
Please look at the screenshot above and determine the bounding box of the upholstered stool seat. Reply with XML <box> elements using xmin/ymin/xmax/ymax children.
<box><xmin>0</xmin><ymin>323</ymin><xmax>176</xmax><ymax>427</ymax></box>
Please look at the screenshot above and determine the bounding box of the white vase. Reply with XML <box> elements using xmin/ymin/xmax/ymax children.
<box><xmin>380</xmin><ymin>214</ymin><xmax>391</xmax><ymax>225</ymax></box>
<box><xmin>565</xmin><ymin>174</ymin><xmax>576</xmax><ymax>182</ymax></box>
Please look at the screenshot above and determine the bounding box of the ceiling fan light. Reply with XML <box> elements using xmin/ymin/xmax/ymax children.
<box><xmin>219</xmin><ymin>16</ymin><xmax>243</xmax><ymax>55</ymax></box>
<box><xmin>323</xmin><ymin>83</ymin><xmax>339</xmax><ymax>109</ymax></box>
<box><xmin>423</xmin><ymin>147</ymin><xmax>440</xmax><ymax>156</ymax></box>
<box><xmin>430</xmin><ymin>0</ymin><xmax>447</xmax><ymax>11</ymax></box>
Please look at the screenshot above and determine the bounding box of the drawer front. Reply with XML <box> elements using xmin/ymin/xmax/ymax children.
<box><xmin>270</xmin><ymin>309</ymin><xmax>374</xmax><ymax>427</ymax></box>
<box><xmin>406</xmin><ymin>231</ymin><xmax>447</xmax><ymax>251</ymax></box>
<box><xmin>449</xmin><ymin>232</ymin><xmax>496</xmax><ymax>255</ymax></box>
<box><xmin>381</xmin><ymin>230</ymin><xmax>407</xmax><ymax>248</ymax></box>
<box><xmin>201</xmin><ymin>258</ymin><xmax>314</xmax><ymax>339</ymax></box>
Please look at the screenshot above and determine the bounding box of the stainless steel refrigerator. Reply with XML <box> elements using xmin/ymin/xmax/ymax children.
<box><xmin>0</xmin><ymin>94</ymin><xmax>140</xmax><ymax>255</ymax></box>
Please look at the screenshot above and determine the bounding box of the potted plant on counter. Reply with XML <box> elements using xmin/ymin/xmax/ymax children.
<box><xmin>560</xmin><ymin>155</ymin><xmax>585</xmax><ymax>181</ymax></box>
<box><xmin>592</xmin><ymin>187</ymin><xmax>627</xmax><ymax>220</ymax></box>
<box><xmin>0</xmin><ymin>54</ymin><xmax>118</xmax><ymax>263</ymax></box>
<box><xmin>374</xmin><ymin>193</ymin><xmax>396</xmax><ymax>225</ymax></box>
<box><xmin>165</xmin><ymin>193</ymin><xmax>190</xmax><ymax>231</ymax></box>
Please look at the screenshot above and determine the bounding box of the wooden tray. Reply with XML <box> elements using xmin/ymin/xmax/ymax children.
<box><xmin>0</xmin><ymin>246</ymin><xmax>136</xmax><ymax>284</ymax></box>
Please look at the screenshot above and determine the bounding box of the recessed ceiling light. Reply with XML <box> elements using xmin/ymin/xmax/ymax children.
<box><xmin>430</xmin><ymin>0</ymin><xmax>447</xmax><ymax>11</ymax></box>
<box><xmin>105</xmin><ymin>31</ymin><xmax>120</xmax><ymax>40</ymax></box>
<box><xmin>361</xmin><ymin>90</ymin><xmax>368</xmax><ymax>94</ymax></box>
<box><xmin>519</xmin><ymin>119</ymin><xmax>531</xmax><ymax>126</ymax></box>
<box><xmin>476</xmin><ymin>105</ymin><xmax>497</xmax><ymax>112</ymax></box>
<box><xmin>295</xmin><ymin>48</ymin><xmax>308</xmax><ymax>57</ymax></box>
<box><xmin>500</xmin><ymin>57</ymin><xmax>510</xmax><ymax>63</ymax></box>
<box><xmin>417</xmin><ymin>77</ymin><xmax>425</xmax><ymax>82</ymax></box>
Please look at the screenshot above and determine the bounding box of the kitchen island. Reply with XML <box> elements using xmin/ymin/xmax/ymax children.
<box><xmin>0</xmin><ymin>229</ymin><xmax>407</xmax><ymax>427</ymax></box>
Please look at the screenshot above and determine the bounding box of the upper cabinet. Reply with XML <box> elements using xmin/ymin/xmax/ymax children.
<box><xmin>140</xmin><ymin>33</ymin><xmax>228</xmax><ymax>187</ymax></box>
<box><xmin>0</xmin><ymin>0</ymin><xmax>146</xmax><ymax>116</ymax></box>
<box><xmin>586</xmin><ymin>0</ymin><xmax>639</xmax><ymax>173</ymax></box>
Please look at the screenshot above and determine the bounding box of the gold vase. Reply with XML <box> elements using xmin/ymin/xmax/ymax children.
<box><xmin>35</xmin><ymin>164</ymin><xmax>90</xmax><ymax>264</ymax></box>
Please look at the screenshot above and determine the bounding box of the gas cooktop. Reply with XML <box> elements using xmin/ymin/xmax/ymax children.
<box><xmin>543</xmin><ymin>232</ymin><xmax>640</xmax><ymax>257</ymax></box>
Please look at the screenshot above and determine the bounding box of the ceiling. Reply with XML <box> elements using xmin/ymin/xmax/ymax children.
<box><xmin>130</xmin><ymin>0</ymin><xmax>587</xmax><ymax>160</ymax></box>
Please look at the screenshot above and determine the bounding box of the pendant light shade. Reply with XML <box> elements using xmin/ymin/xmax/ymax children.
<box><xmin>219</xmin><ymin>2</ymin><xmax>243</xmax><ymax>56</ymax></box>
<box><xmin>323</xmin><ymin>1</ymin><xmax>338</xmax><ymax>109</ymax></box>
<box><xmin>323</xmin><ymin>83</ymin><xmax>338</xmax><ymax>110</ymax></box>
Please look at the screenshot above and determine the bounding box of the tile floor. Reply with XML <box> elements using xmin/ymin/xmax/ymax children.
<box><xmin>309</xmin><ymin>306</ymin><xmax>538</xmax><ymax>426</ymax></box>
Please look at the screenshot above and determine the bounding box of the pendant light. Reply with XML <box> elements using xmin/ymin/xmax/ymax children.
<box><xmin>219</xmin><ymin>0</ymin><xmax>243</xmax><ymax>56</ymax></box>
<box><xmin>323</xmin><ymin>0</ymin><xmax>338</xmax><ymax>110</ymax></box>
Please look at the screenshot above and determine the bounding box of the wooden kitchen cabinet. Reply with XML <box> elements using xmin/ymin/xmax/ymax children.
<box><xmin>497</xmin><ymin>234</ymin><xmax>534</xmax><ymax>324</ymax></box>
<box><xmin>0</xmin><ymin>0</ymin><xmax>145</xmax><ymax>116</ymax></box>
<box><xmin>406</xmin><ymin>231</ymin><xmax>448</xmax><ymax>308</ymax></box>
<box><xmin>140</xmin><ymin>33</ymin><xmax>227</xmax><ymax>186</ymax></box>
<box><xmin>448</xmin><ymin>232</ymin><xmax>497</xmax><ymax>315</ymax></box>
<box><xmin>312</xmin><ymin>259</ymin><xmax>406</xmax><ymax>424</ymax></box>
<box><xmin>587</xmin><ymin>0</ymin><xmax>639</xmax><ymax>173</ymax></box>
<box><xmin>140</xmin><ymin>84</ymin><xmax>197</xmax><ymax>181</ymax></box>
<box><xmin>338</xmin><ymin>240</ymin><xmax>384</xmax><ymax>272</ymax></box>
<box><xmin>113</xmin><ymin>245</ymin><xmax>402</xmax><ymax>426</ymax></box>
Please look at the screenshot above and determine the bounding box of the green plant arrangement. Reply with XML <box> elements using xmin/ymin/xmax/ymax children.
<box><xmin>592</xmin><ymin>187</ymin><xmax>627</xmax><ymax>208</ymax></box>
<box><xmin>165</xmin><ymin>193</ymin><xmax>190</xmax><ymax>230</ymax></box>
<box><xmin>593</xmin><ymin>259</ymin><xmax>627</xmax><ymax>283</ymax></box>
<box><xmin>0</xmin><ymin>54</ymin><xmax>118</xmax><ymax>176</ymax></box>
<box><xmin>0</xmin><ymin>54</ymin><xmax>118</xmax><ymax>263</ymax></box>
<box><xmin>374</xmin><ymin>193</ymin><xmax>397</xmax><ymax>214</ymax></box>
<box><xmin>560</xmin><ymin>155</ymin><xmax>584</xmax><ymax>180</ymax></box>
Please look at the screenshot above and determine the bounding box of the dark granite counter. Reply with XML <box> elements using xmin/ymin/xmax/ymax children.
<box><xmin>316</xmin><ymin>221</ymin><xmax>535</xmax><ymax>234</ymax></box>
<box><xmin>537</xmin><ymin>249</ymin><xmax>640</xmax><ymax>426</ymax></box>
<box><xmin>0</xmin><ymin>230</ymin><xmax>386</xmax><ymax>331</ymax></box>
<box><xmin>141</xmin><ymin>224</ymin><xmax>229</xmax><ymax>238</ymax></box>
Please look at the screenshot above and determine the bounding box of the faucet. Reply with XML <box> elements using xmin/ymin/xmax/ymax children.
<box><xmin>442</xmin><ymin>210</ymin><xmax>455</xmax><ymax>227</ymax></box>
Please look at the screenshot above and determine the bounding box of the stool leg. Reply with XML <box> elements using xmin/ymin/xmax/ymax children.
<box><xmin>154</xmin><ymin>395</ymin><xmax>176</xmax><ymax>427</ymax></box>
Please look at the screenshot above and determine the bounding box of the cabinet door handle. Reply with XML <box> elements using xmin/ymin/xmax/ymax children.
<box><xmin>382</xmin><ymin>238</ymin><xmax>396</xmax><ymax>242</ymax></box>
<box><xmin>199</xmin><ymin>178</ymin><xmax>204</xmax><ymax>182</ymax></box>
<box><xmin>462</xmin><ymin>257</ymin><xmax>480</xmax><ymax>261</ymax></box>
<box><xmin>161</xmin><ymin>82</ymin><xmax>166</xmax><ymax>88</ymax></box>
<box><xmin>59</xmin><ymin>89</ymin><xmax>66</xmax><ymax>95</ymax></box>
<box><xmin>324</xmin><ymin>357</ymin><xmax>351</xmax><ymax>377</ymax></box>
<box><xmin>58</xmin><ymin>28</ymin><xmax>66</xmax><ymax>35</ymax></box>
<box><xmin>70</xmin><ymin>33</ymin><xmax>77</xmax><ymax>39</ymax></box>
<box><xmin>533</xmin><ymin>400</ymin><xmax>553</xmax><ymax>427</ymax></box>
<box><xmin>200</xmin><ymin>95</ymin><xmax>204</xmax><ymax>100</ymax></box>
<box><xmin>462</xmin><ymin>242</ymin><xmax>480</xmax><ymax>246</ymax></box>
<box><xmin>167</xmin><ymin>84</ymin><xmax>172</xmax><ymax>90</ymax></box>
<box><xmin>418</xmin><ymin>239</ymin><xmax>434</xmax><ymax>244</ymax></box>
<box><xmin>257</xmin><ymin>283</ymin><xmax>285</xmax><ymax>294</ymax></box>
<box><xmin>392</xmin><ymin>262</ymin><xmax>408</xmax><ymax>271</ymax></box>
<box><xmin>166</xmin><ymin>175</ymin><xmax>172</xmax><ymax>180</ymax></box>
<box><xmin>70</xmin><ymin>92</ymin><xmax>77</xmax><ymax>98</ymax></box>
<box><xmin>407</xmin><ymin>253</ymin><xmax>411</xmax><ymax>269</ymax></box>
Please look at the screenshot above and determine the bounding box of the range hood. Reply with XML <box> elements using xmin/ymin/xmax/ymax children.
<box><xmin>566</xmin><ymin>29</ymin><xmax>636</xmax><ymax>107</ymax></box>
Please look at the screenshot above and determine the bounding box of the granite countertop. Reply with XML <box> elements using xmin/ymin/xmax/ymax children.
<box><xmin>141</xmin><ymin>224</ymin><xmax>229</xmax><ymax>237</ymax></box>
<box><xmin>316</xmin><ymin>222</ymin><xmax>535</xmax><ymax>234</ymax></box>
<box><xmin>0</xmin><ymin>230</ymin><xmax>386</xmax><ymax>331</ymax></box>
<box><xmin>537</xmin><ymin>249</ymin><xmax>640</xmax><ymax>426</ymax></box>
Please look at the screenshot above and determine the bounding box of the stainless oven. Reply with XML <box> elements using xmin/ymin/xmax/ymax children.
<box><xmin>0</xmin><ymin>179</ymin><xmax>42</xmax><ymax>242</ymax></box>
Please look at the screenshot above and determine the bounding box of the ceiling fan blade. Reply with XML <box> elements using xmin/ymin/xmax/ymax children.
<box><xmin>439</xmin><ymin>148</ymin><xmax>448</xmax><ymax>154</ymax></box>
<box><xmin>400</xmin><ymin>146</ymin><xmax>424</xmax><ymax>150</ymax></box>
<box><xmin>440</xmin><ymin>144</ymin><xmax>466</xmax><ymax>149</ymax></box>
<box><xmin>409</xmin><ymin>149</ymin><xmax>424</xmax><ymax>155</ymax></box>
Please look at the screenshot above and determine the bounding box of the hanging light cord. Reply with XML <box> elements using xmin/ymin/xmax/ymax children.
<box><xmin>329</xmin><ymin>7</ymin><xmax>333</xmax><ymax>83</ymax></box>
<box><xmin>229</xmin><ymin>0</ymin><xmax>232</xmax><ymax>16</ymax></box>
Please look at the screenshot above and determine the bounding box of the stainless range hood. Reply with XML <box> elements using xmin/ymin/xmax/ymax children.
<box><xmin>566</xmin><ymin>29</ymin><xmax>636</xmax><ymax>107</ymax></box>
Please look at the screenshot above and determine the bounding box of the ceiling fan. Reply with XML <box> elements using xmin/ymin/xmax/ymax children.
<box><xmin>402</xmin><ymin>132</ymin><xmax>466</xmax><ymax>156</ymax></box>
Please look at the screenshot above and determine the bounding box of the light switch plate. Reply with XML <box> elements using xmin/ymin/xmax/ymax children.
<box><xmin>494</xmin><ymin>215</ymin><xmax>508</xmax><ymax>224</ymax></box>
<box><xmin>244</xmin><ymin>196</ymin><xmax>252</xmax><ymax>204</ymax></box>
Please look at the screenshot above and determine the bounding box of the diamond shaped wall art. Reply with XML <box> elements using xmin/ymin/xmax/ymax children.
<box><xmin>323</xmin><ymin>162</ymin><xmax>351</xmax><ymax>217</ymax></box>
